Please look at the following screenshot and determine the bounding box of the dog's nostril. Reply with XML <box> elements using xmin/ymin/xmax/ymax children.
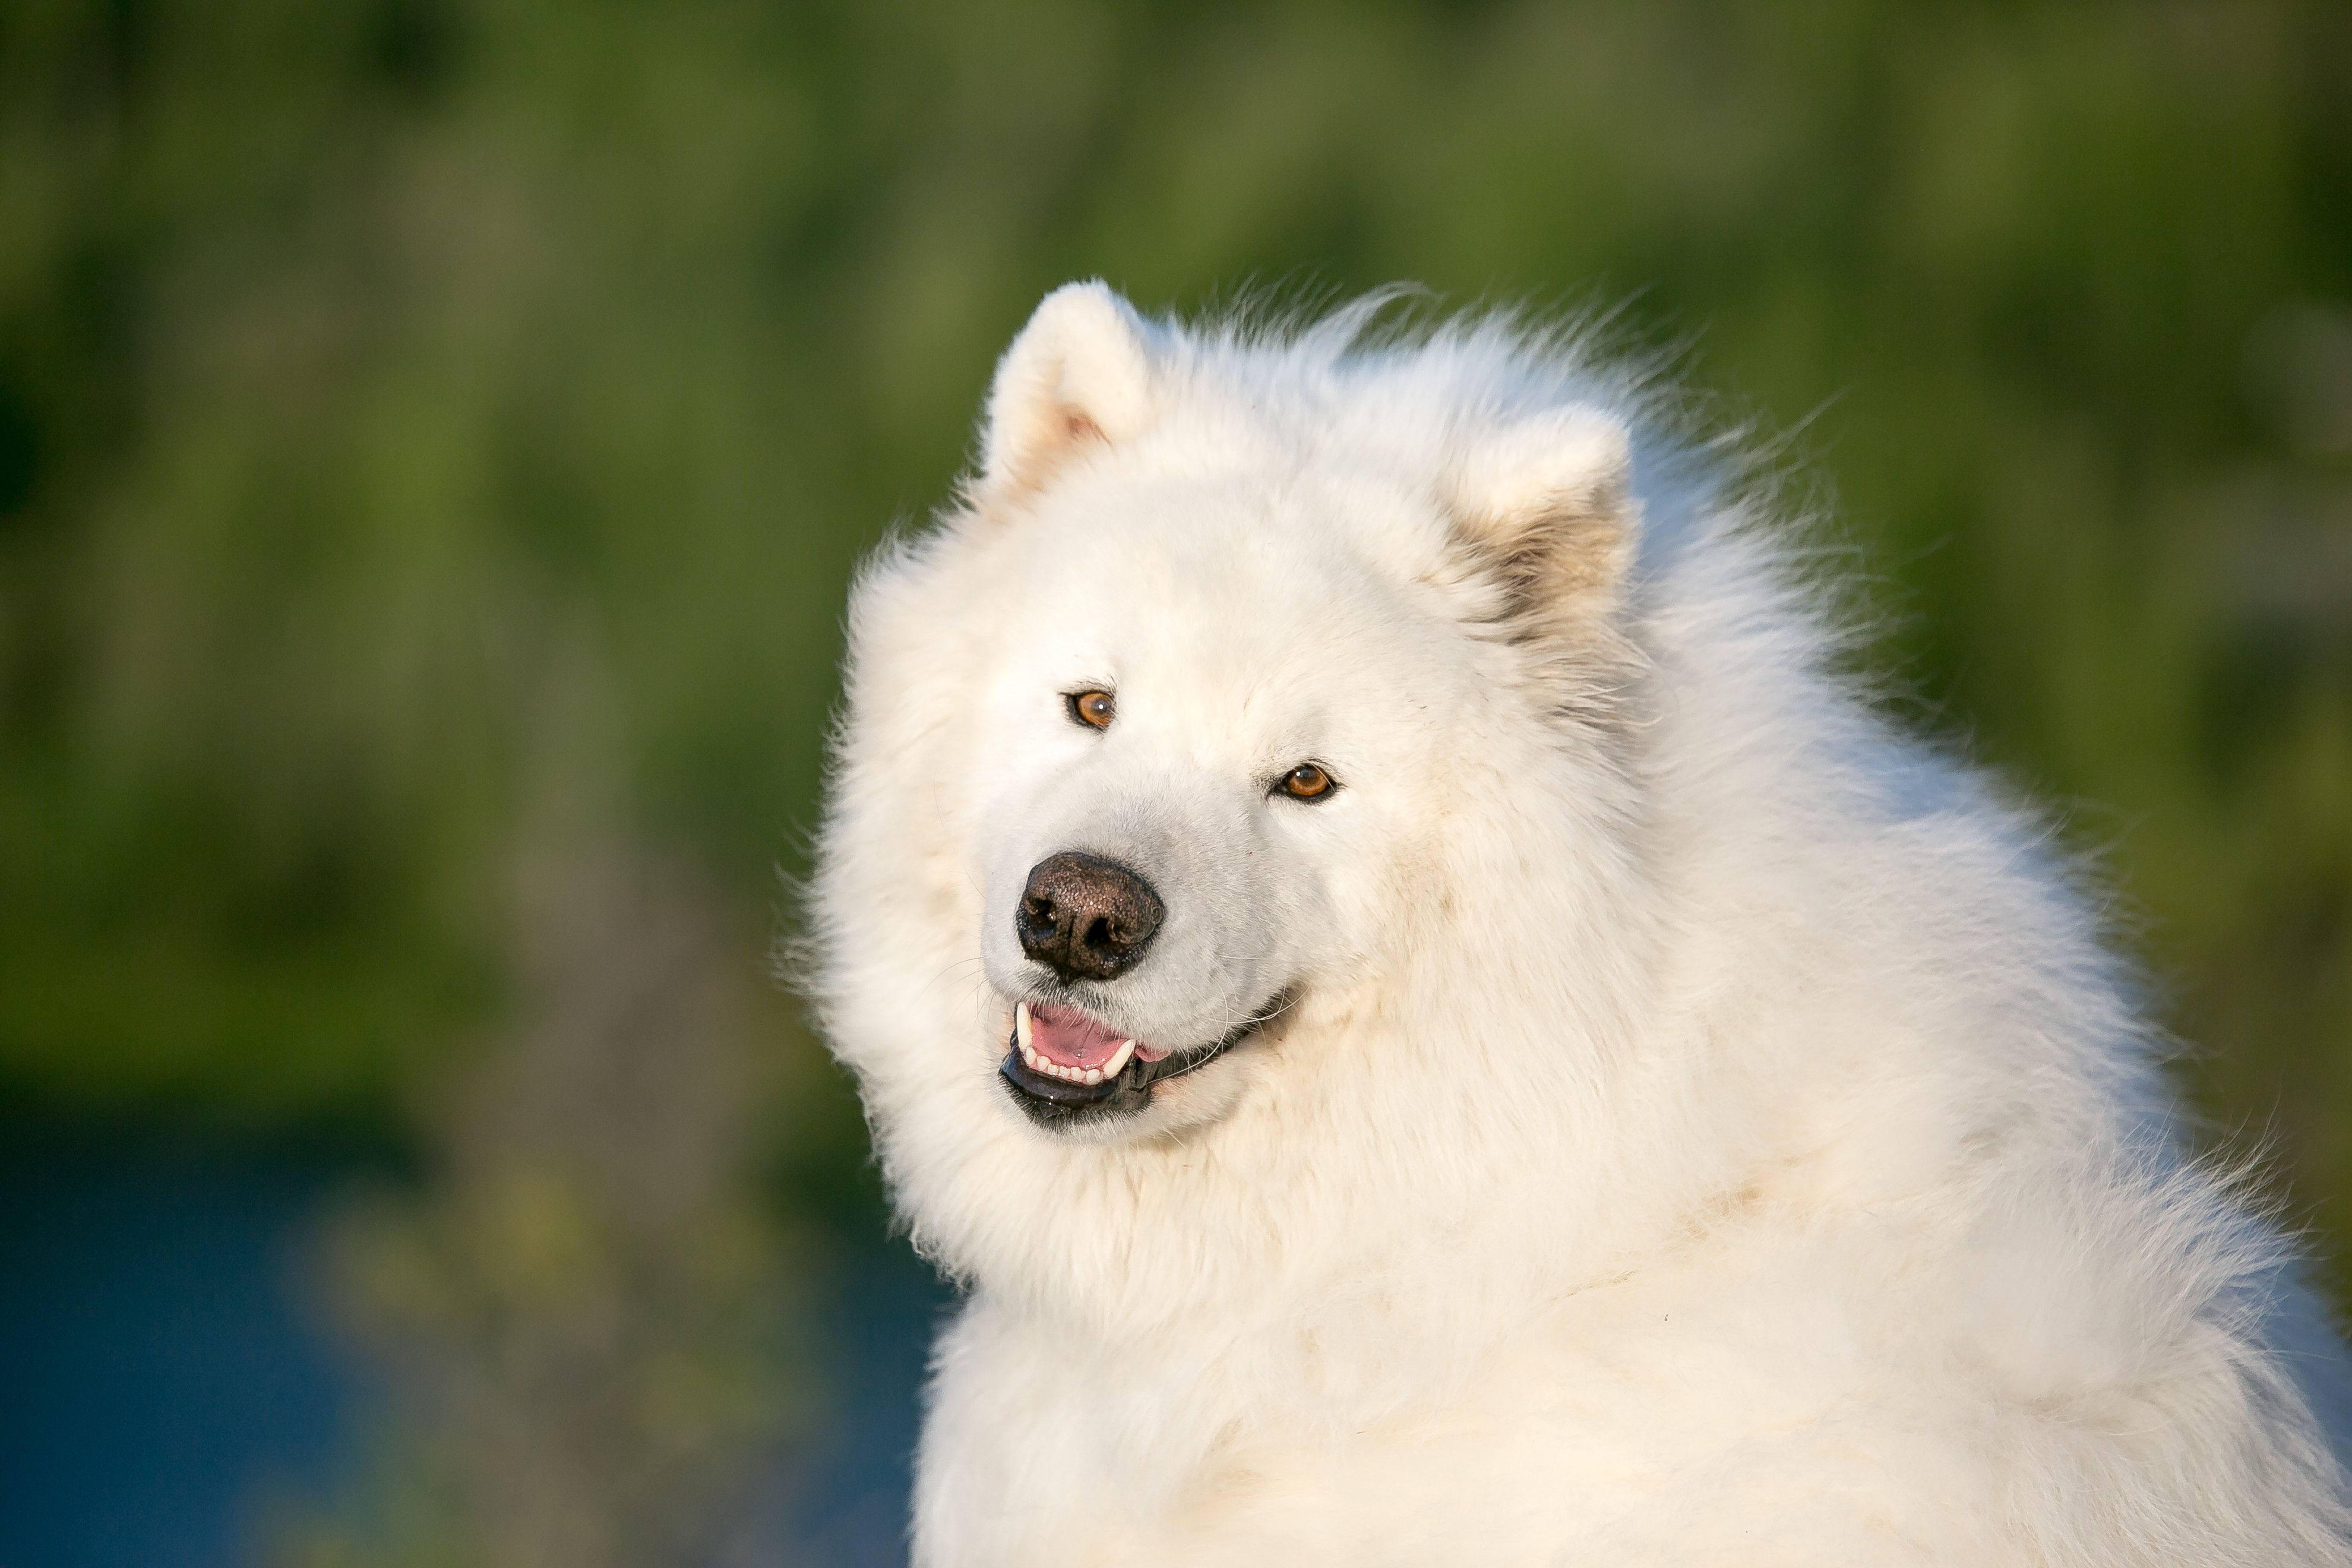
<box><xmin>1016</xmin><ymin>851</ymin><xmax>1165</xmax><ymax>983</ymax></box>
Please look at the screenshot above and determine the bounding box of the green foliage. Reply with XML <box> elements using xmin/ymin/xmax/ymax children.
<box><xmin>267</xmin><ymin>847</ymin><xmax>818</xmax><ymax>1568</ymax></box>
<box><xmin>2</xmin><ymin>0</ymin><xmax>2347</xmax><ymax>1268</ymax></box>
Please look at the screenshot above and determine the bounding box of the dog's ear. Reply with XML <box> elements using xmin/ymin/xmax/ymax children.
<box><xmin>978</xmin><ymin>282</ymin><xmax>1159</xmax><ymax>499</ymax></box>
<box><xmin>1447</xmin><ymin>407</ymin><xmax>1639</xmax><ymax>646</ymax></box>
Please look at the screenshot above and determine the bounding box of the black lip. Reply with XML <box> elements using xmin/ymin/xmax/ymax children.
<box><xmin>997</xmin><ymin>992</ymin><xmax>1292</xmax><ymax>1129</ymax></box>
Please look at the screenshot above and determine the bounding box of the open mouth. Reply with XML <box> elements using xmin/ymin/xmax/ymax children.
<box><xmin>997</xmin><ymin>994</ymin><xmax>1290</xmax><ymax>1126</ymax></box>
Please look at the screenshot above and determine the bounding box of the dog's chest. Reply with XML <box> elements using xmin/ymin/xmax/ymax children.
<box><xmin>911</xmin><ymin>1256</ymin><xmax>2032</xmax><ymax>1568</ymax></box>
<box><xmin>915</xmin><ymin>1295</ymin><xmax>1873</xmax><ymax>1566</ymax></box>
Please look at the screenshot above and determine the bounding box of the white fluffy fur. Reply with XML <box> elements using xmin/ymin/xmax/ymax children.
<box><xmin>809</xmin><ymin>282</ymin><xmax>2352</xmax><ymax>1566</ymax></box>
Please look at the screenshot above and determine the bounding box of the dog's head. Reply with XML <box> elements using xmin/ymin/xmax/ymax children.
<box><xmin>815</xmin><ymin>284</ymin><xmax>1661</xmax><ymax>1213</ymax></box>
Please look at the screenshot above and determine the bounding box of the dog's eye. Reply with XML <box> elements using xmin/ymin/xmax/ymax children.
<box><xmin>1067</xmin><ymin>690</ymin><xmax>1115</xmax><ymax>730</ymax></box>
<box><xmin>1276</xmin><ymin>763</ymin><xmax>1336</xmax><ymax>801</ymax></box>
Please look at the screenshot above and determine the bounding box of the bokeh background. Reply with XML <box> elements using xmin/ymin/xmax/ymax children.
<box><xmin>3</xmin><ymin>2</ymin><xmax>2349</xmax><ymax>1564</ymax></box>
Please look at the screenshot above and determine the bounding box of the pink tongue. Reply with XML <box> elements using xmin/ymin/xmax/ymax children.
<box><xmin>1028</xmin><ymin>1004</ymin><xmax>1164</xmax><ymax>1068</ymax></box>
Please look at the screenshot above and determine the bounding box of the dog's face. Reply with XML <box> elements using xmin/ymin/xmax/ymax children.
<box><xmin>819</xmin><ymin>283</ymin><xmax>1645</xmax><ymax>1164</ymax></box>
<box><xmin>966</xmin><ymin>465</ymin><xmax>1467</xmax><ymax>1140</ymax></box>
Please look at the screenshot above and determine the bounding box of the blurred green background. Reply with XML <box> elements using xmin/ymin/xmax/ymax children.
<box><xmin>2</xmin><ymin>1</ymin><xmax>2348</xmax><ymax>1564</ymax></box>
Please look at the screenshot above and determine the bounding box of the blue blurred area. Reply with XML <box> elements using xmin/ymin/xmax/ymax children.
<box><xmin>795</xmin><ymin>1240</ymin><xmax>951</xmax><ymax>1567</ymax></box>
<box><xmin>0</xmin><ymin>1136</ymin><xmax>949</xmax><ymax>1568</ymax></box>
<box><xmin>0</xmin><ymin>1140</ymin><xmax>359</xmax><ymax>1568</ymax></box>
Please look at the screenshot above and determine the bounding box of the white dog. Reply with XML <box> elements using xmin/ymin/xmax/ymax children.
<box><xmin>808</xmin><ymin>283</ymin><xmax>2352</xmax><ymax>1566</ymax></box>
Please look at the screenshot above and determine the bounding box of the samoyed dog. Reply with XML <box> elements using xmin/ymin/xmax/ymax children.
<box><xmin>808</xmin><ymin>282</ymin><xmax>2352</xmax><ymax>1565</ymax></box>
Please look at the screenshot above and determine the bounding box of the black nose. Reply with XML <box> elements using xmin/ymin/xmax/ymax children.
<box><xmin>1017</xmin><ymin>851</ymin><xmax>1165</xmax><ymax>983</ymax></box>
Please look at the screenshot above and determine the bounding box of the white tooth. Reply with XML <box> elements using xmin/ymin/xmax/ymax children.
<box><xmin>1022</xmin><ymin>1045</ymin><xmax>1042</xmax><ymax>1070</ymax></box>
<box><xmin>1101</xmin><ymin>1039</ymin><xmax>1136</xmax><ymax>1078</ymax></box>
<box><xmin>1016</xmin><ymin>1001</ymin><xmax>1032</xmax><ymax>1051</ymax></box>
<box><xmin>1082</xmin><ymin>1068</ymin><xmax>1102</xmax><ymax>1085</ymax></box>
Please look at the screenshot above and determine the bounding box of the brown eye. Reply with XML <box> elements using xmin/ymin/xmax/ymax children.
<box><xmin>1067</xmin><ymin>690</ymin><xmax>1115</xmax><ymax>730</ymax></box>
<box><xmin>1278</xmin><ymin>763</ymin><xmax>1335</xmax><ymax>801</ymax></box>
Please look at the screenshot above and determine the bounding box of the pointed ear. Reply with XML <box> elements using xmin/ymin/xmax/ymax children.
<box><xmin>978</xmin><ymin>282</ymin><xmax>1159</xmax><ymax>498</ymax></box>
<box><xmin>1447</xmin><ymin>407</ymin><xmax>1640</xmax><ymax>644</ymax></box>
